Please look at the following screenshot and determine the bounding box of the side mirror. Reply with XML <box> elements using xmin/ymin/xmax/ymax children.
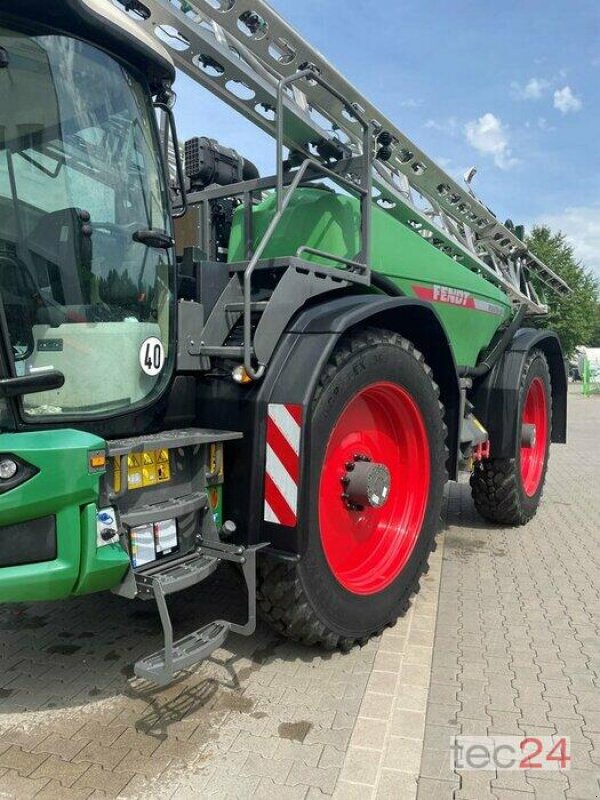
<box><xmin>154</xmin><ymin>96</ymin><xmax>188</xmax><ymax>220</ymax></box>
<box><xmin>0</xmin><ymin>370</ymin><xmax>65</xmax><ymax>398</ymax></box>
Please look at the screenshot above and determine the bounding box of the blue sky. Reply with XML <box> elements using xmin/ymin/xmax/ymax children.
<box><xmin>172</xmin><ymin>0</ymin><xmax>599</xmax><ymax>276</ymax></box>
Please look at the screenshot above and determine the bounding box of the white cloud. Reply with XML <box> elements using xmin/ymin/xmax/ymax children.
<box><xmin>537</xmin><ymin>117</ymin><xmax>556</xmax><ymax>132</ymax></box>
<box><xmin>464</xmin><ymin>113</ymin><xmax>518</xmax><ymax>170</ymax></box>
<box><xmin>424</xmin><ymin>117</ymin><xmax>459</xmax><ymax>135</ymax></box>
<box><xmin>553</xmin><ymin>86</ymin><xmax>582</xmax><ymax>114</ymax></box>
<box><xmin>537</xmin><ymin>205</ymin><xmax>600</xmax><ymax>277</ymax></box>
<box><xmin>400</xmin><ymin>98</ymin><xmax>423</xmax><ymax>108</ymax></box>
<box><xmin>526</xmin><ymin>117</ymin><xmax>554</xmax><ymax>131</ymax></box>
<box><xmin>511</xmin><ymin>77</ymin><xmax>550</xmax><ymax>100</ymax></box>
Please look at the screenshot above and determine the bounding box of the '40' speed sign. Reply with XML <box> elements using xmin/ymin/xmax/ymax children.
<box><xmin>139</xmin><ymin>337</ymin><xmax>165</xmax><ymax>376</ymax></box>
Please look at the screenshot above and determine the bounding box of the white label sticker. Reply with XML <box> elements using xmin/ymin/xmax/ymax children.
<box><xmin>155</xmin><ymin>519</ymin><xmax>178</xmax><ymax>555</ymax></box>
<box><xmin>139</xmin><ymin>337</ymin><xmax>165</xmax><ymax>376</ymax></box>
<box><xmin>130</xmin><ymin>524</ymin><xmax>156</xmax><ymax>568</ymax></box>
<box><xmin>97</xmin><ymin>506</ymin><xmax>118</xmax><ymax>547</ymax></box>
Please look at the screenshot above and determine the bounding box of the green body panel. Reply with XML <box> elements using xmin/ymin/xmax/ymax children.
<box><xmin>73</xmin><ymin>503</ymin><xmax>130</xmax><ymax>596</ymax></box>
<box><xmin>229</xmin><ymin>189</ymin><xmax>512</xmax><ymax>366</ymax></box>
<box><xmin>0</xmin><ymin>429</ymin><xmax>129</xmax><ymax>602</ymax></box>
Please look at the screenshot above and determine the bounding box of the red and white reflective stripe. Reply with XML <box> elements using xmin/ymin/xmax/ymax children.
<box><xmin>264</xmin><ymin>403</ymin><xmax>302</xmax><ymax>527</ymax></box>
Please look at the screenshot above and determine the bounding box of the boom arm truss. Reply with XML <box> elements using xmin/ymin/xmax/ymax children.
<box><xmin>118</xmin><ymin>0</ymin><xmax>570</xmax><ymax>313</ymax></box>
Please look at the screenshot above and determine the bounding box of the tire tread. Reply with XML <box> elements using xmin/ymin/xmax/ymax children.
<box><xmin>470</xmin><ymin>349</ymin><xmax>552</xmax><ymax>526</ymax></box>
<box><xmin>257</xmin><ymin>327</ymin><xmax>446</xmax><ymax>650</ymax></box>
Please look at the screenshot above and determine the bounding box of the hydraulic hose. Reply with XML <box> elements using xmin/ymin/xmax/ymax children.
<box><xmin>458</xmin><ymin>304</ymin><xmax>527</xmax><ymax>379</ymax></box>
<box><xmin>370</xmin><ymin>273</ymin><xmax>406</xmax><ymax>297</ymax></box>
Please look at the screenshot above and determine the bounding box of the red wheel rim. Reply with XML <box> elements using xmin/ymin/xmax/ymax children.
<box><xmin>520</xmin><ymin>377</ymin><xmax>548</xmax><ymax>497</ymax></box>
<box><xmin>318</xmin><ymin>381</ymin><xmax>430</xmax><ymax>596</ymax></box>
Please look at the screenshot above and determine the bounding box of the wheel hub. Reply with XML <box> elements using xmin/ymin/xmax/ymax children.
<box><xmin>342</xmin><ymin>455</ymin><xmax>392</xmax><ymax>511</ymax></box>
<box><xmin>521</xmin><ymin>423</ymin><xmax>537</xmax><ymax>448</ymax></box>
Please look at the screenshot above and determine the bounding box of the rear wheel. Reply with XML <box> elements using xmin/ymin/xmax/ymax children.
<box><xmin>257</xmin><ymin>328</ymin><xmax>447</xmax><ymax>649</ymax></box>
<box><xmin>471</xmin><ymin>349</ymin><xmax>552</xmax><ymax>525</ymax></box>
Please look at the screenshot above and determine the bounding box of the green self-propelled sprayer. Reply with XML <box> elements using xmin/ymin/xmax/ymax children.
<box><xmin>0</xmin><ymin>0</ymin><xmax>570</xmax><ymax>684</ymax></box>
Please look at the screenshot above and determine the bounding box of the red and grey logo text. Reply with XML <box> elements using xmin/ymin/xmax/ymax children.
<box><xmin>413</xmin><ymin>284</ymin><xmax>503</xmax><ymax>315</ymax></box>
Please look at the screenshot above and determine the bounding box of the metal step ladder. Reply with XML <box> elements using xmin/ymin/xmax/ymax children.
<box><xmin>121</xmin><ymin>0</ymin><xmax>570</xmax><ymax>314</ymax></box>
<box><xmin>134</xmin><ymin>541</ymin><xmax>265</xmax><ymax>685</ymax></box>
<box><xmin>198</xmin><ymin>256</ymin><xmax>362</xmax><ymax>371</ymax></box>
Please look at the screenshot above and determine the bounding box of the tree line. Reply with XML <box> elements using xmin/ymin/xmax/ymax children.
<box><xmin>526</xmin><ymin>226</ymin><xmax>600</xmax><ymax>358</ymax></box>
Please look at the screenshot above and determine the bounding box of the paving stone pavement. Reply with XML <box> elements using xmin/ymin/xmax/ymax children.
<box><xmin>333</xmin><ymin>535</ymin><xmax>443</xmax><ymax>800</ymax></box>
<box><xmin>0</xmin><ymin>389</ymin><xmax>596</xmax><ymax>800</ymax></box>
<box><xmin>418</xmin><ymin>389</ymin><xmax>600</xmax><ymax>800</ymax></box>
<box><xmin>0</xmin><ymin>503</ymin><xmax>444</xmax><ymax>799</ymax></box>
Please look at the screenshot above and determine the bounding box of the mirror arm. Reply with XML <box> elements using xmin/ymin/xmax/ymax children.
<box><xmin>154</xmin><ymin>99</ymin><xmax>188</xmax><ymax>220</ymax></box>
<box><xmin>0</xmin><ymin>370</ymin><xmax>65</xmax><ymax>398</ymax></box>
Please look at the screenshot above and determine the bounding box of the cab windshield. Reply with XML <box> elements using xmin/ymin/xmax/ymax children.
<box><xmin>0</xmin><ymin>25</ymin><xmax>174</xmax><ymax>418</ymax></box>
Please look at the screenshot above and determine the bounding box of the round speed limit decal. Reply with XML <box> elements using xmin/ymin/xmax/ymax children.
<box><xmin>139</xmin><ymin>337</ymin><xmax>165</xmax><ymax>376</ymax></box>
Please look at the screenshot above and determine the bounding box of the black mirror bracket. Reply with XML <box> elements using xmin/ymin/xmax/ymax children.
<box><xmin>0</xmin><ymin>370</ymin><xmax>65</xmax><ymax>398</ymax></box>
<box><xmin>154</xmin><ymin>90</ymin><xmax>188</xmax><ymax>220</ymax></box>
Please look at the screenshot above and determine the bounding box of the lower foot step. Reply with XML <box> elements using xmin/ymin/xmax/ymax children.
<box><xmin>134</xmin><ymin>620</ymin><xmax>231</xmax><ymax>684</ymax></box>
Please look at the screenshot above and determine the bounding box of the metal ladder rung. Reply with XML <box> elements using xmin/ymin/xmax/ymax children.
<box><xmin>201</xmin><ymin>345</ymin><xmax>248</xmax><ymax>358</ymax></box>
<box><xmin>134</xmin><ymin>621</ymin><xmax>231</xmax><ymax>684</ymax></box>
<box><xmin>136</xmin><ymin>552</ymin><xmax>219</xmax><ymax>597</ymax></box>
<box><xmin>225</xmin><ymin>301</ymin><xmax>269</xmax><ymax>312</ymax></box>
<box><xmin>133</xmin><ymin>542</ymin><xmax>267</xmax><ymax>685</ymax></box>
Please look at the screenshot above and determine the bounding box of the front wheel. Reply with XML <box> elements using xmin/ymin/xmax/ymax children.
<box><xmin>471</xmin><ymin>349</ymin><xmax>552</xmax><ymax>526</ymax></box>
<box><xmin>257</xmin><ymin>328</ymin><xmax>447</xmax><ymax>650</ymax></box>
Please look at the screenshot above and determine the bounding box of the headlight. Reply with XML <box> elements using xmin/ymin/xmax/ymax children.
<box><xmin>0</xmin><ymin>459</ymin><xmax>18</xmax><ymax>480</ymax></box>
<box><xmin>0</xmin><ymin>454</ymin><xmax>38</xmax><ymax>494</ymax></box>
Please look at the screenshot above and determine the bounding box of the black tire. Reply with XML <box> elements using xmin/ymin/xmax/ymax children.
<box><xmin>470</xmin><ymin>349</ymin><xmax>552</xmax><ymax>526</ymax></box>
<box><xmin>257</xmin><ymin>328</ymin><xmax>447</xmax><ymax>650</ymax></box>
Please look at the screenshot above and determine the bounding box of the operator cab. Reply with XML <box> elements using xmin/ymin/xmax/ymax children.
<box><xmin>0</xmin><ymin>0</ymin><xmax>177</xmax><ymax>423</ymax></box>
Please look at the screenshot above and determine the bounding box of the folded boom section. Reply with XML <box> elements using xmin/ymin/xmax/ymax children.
<box><xmin>120</xmin><ymin>0</ymin><xmax>570</xmax><ymax>312</ymax></box>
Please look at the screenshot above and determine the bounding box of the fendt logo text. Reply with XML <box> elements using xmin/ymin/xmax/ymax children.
<box><xmin>432</xmin><ymin>284</ymin><xmax>472</xmax><ymax>306</ymax></box>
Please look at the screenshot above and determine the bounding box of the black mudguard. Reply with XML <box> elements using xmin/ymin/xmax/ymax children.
<box><xmin>470</xmin><ymin>328</ymin><xmax>567</xmax><ymax>459</ymax></box>
<box><xmin>195</xmin><ymin>294</ymin><xmax>460</xmax><ymax>558</ymax></box>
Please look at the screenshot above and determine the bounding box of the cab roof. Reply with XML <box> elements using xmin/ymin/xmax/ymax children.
<box><xmin>2</xmin><ymin>0</ymin><xmax>176</xmax><ymax>92</ymax></box>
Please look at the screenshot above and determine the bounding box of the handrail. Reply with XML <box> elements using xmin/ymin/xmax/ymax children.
<box><xmin>276</xmin><ymin>66</ymin><xmax>373</xmax><ymax>264</ymax></box>
<box><xmin>295</xmin><ymin>246</ymin><xmax>369</xmax><ymax>274</ymax></box>
<box><xmin>241</xmin><ymin>69</ymin><xmax>373</xmax><ymax>380</ymax></box>
<box><xmin>242</xmin><ymin>157</ymin><xmax>312</xmax><ymax>379</ymax></box>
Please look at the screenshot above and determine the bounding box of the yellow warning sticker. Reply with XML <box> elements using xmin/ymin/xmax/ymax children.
<box><xmin>114</xmin><ymin>449</ymin><xmax>171</xmax><ymax>491</ymax></box>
